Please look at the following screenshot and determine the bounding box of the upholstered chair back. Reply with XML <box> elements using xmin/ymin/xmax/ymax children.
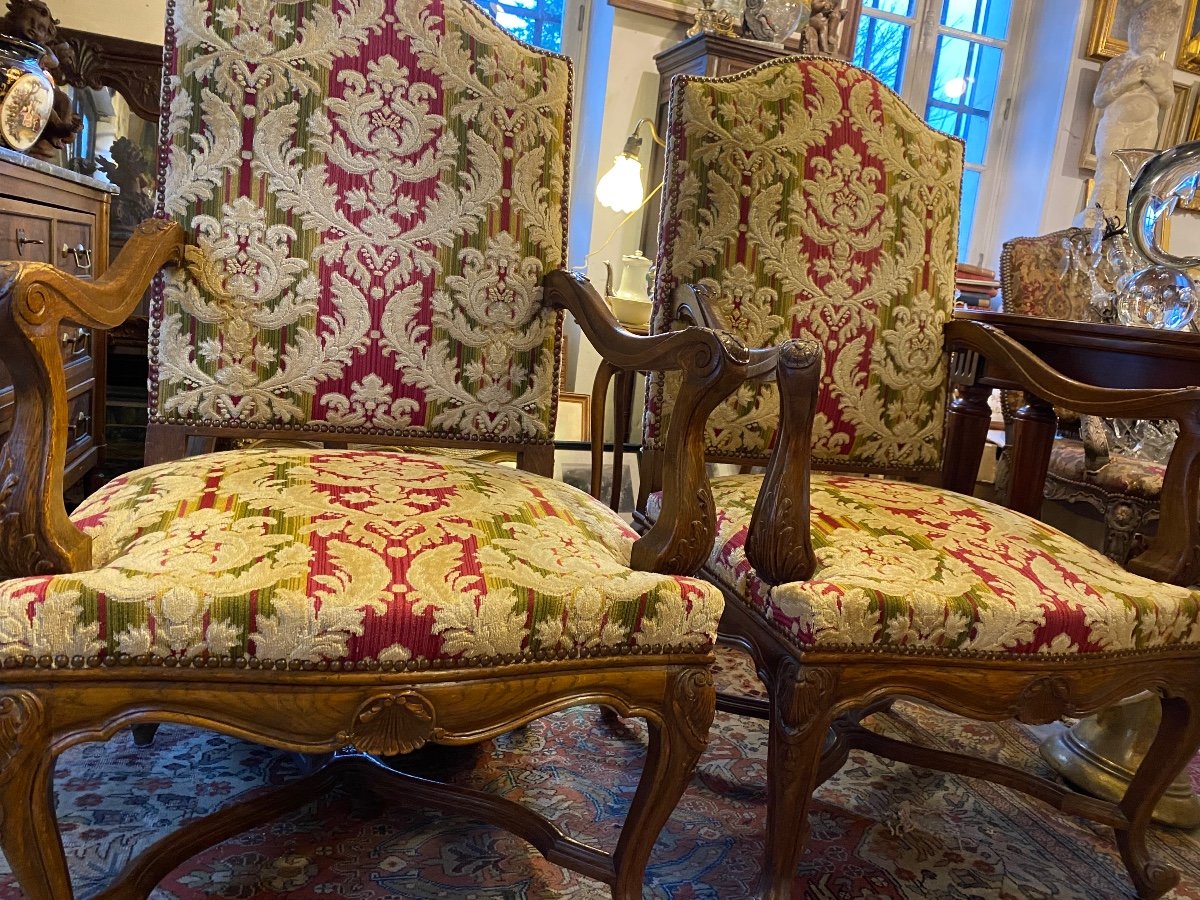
<box><xmin>998</xmin><ymin>228</ymin><xmax>1106</xmax><ymax>322</ymax></box>
<box><xmin>153</xmin><ymin>0</ymin><xmax>569</xmax><ymax>446</ymax></box>
<box><xmin>643</xmin><ymin>57</ymin><xmax>963</xmax><ymax>475</ymax></box>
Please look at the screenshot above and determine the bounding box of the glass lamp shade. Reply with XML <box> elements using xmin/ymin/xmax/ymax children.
<box><xmin>596</xmin><ymin>153</ymin><xmax>646</xmax><ymax>214</ymax></box>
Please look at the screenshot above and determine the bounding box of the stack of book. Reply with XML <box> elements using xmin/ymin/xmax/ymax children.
<box><xmin>955</xmin><ymin>263</ymin><xmax>1000</xmax><ymax>310</ymax></box>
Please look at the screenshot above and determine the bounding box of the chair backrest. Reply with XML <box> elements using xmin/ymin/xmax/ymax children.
<box><xmin>998</xmin><ymin>227</ymin><xmax>1105</xmax><ymax>321</ymax></box>
<box><xmin>152</xmin><ymin>0</ymin><xmax>570</xmax><ymax>447</ymax></box>
<box><xmin>643</xmin><ymin>57</ymin><xmax>963</xmax><ymax>475</ymax></box>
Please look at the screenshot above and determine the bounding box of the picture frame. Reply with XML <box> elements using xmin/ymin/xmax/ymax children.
<box><xmin>555</xmin><ymin>448</ymin><xmax>640</xmax><ymax>519</ymax></box>
<box><xmin>1159</xmin><ymin>81</ymin><xmax>1194</xmax><ymax>149</ymax></box>
<box><xmin>1180</xmin><ymin>0</ymin><xmax>1200</xmax><ymax>74</ymax></box>
<box><xmin>1086</xmin><ymin>0</ymin><xmax>1129</xmax><ymax>62</ymax></box>
<box><xmin>1079</xmin><ymin>105</ymin><xmax>1102</xmax><ymax>171</ymax></box>
<box><xmin>554</xmin><ymin>392</ymin><xmax>591</xmax><ymax>443</ymax></box>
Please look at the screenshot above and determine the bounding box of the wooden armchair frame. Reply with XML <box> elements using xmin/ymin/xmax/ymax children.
<box><xmin>0</xmin><ymin>215</ymin><xmax>750</xmax><ymax>898</ymax></box>
<box><xmin>714</xmin><ymin>319</ymin><xmax>1200</xmax><ymax>899</ymax></box>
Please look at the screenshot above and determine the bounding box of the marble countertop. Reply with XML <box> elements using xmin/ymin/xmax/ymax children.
<box><xmin>0</xmin><ymin>146</ymin><xmax>119</xmax><ymax>194</ymax></box>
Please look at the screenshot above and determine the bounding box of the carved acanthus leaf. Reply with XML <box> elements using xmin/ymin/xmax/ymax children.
<box><xmin>343</xmin><ymin>692</ymin><xmax>436</xmax><ymax>756</ymax></box>
<box><xmin>0</xmin><ymin>691</ymin><xmax>44</xmax><ymax>777</ymax></box>
<box><xmin>774</xmin><ymin>659</ymin><xmax>837</xmax><ymax>740</ymax></box>
<box><xmin>669</xmin><ymin>667</ymin><xmax>716</xmax><ymax>752</ymax></box>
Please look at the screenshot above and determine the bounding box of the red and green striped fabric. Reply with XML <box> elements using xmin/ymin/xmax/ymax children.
<box><xmin>0</xmin><ymin>449</ymin><xmax>722</xmax><ymax>668</ymax></box>
<box><xmin>644</xmin><ymin>57</ymin><xmax>963</xmax><ymax>473</ymax></box>
<box><xmin>153</xmin><ymin>0</ymin><xmax>570</xmax><ymax>442</ymax></box>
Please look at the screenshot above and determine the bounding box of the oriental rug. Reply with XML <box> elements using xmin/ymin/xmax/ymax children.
<box><xmin>1</xmin><ymin>648</ymin><xmax>1198</xmax><ymax>899</ymax></box>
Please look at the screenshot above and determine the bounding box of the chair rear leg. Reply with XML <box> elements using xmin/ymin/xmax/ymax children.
<box><xmin>131</xmin><ymin>724</ymin><xmax>159</xmax><ymax>747</ymax></box>
<box><xmin>0</xmin><ymin>692</ymin><xmax>72</xmax><ymax>899</ymax></box>
<box><xmin>760</xmin><ymin>662</ymin><xmax>838</xmax><ymax>900</ymax></box>
<box><xmin>1117</xmin><ymin>689</ymin><xmax>1200</xmax><ymax>899</ymax></box>
<box><xmin>610</xmin><ymin>667</ymin><xmax>715</xmax><ymax>900</ymax></box>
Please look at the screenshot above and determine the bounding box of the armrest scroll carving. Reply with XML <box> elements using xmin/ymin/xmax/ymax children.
<box><xmin>0</xmin><ymin>219</ymin><xmax>185</xmax><ymax>578</ymax></box>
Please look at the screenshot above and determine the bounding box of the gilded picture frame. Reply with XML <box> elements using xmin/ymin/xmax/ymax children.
<box><xmin>1159</xmin><ymin>81</ymin><xmax>1194</xmax><ymax>148</ymax></box>
<box><xmin>1179</xmin><ymin>0</ymin><xmax>1200</xmax><ymax>74</ymax></box>
<box><xmin>1086</xmin><ymin>0</ymin><xmax>1129</xmax><ymax>62</ymax></box>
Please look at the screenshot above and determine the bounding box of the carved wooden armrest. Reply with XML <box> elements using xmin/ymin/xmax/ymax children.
<box><xmin>0</xmin><ymin>219</ymin><xmax>186</xmax><ymax>578</ymax></box>
<box><xmin>671</xmin><ymin>283</ymin><xmax>724</xmax><ymax>331</ymax></box>
<box><xmin>741</xmin><ymin>339</ymin><xmax>822</xmax><ymax>587</ymax></box>
<box><xmin>945</xmin><ymin>319</ymin><xmax>1200</xmax><ymax>585</ymax></box>
<box><xmin>544</xmin><ymin>270</ymin><xmax>749</xmax><ymax>575</ymax></box>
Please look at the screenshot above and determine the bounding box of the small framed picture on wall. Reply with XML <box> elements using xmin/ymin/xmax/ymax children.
<box><xmin>1179</xmin><ymin>0</ymin><xmax>1200</xmax><ymax>74</ymax></box>
<box><xmin>1086</xmin><ymin>0</ymin><xmax>1129</xmax><ymax>62</ymax></box>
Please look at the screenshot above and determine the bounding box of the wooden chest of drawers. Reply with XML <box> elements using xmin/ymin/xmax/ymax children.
<box><xmin>0</xmin><ymin>148</ymin><xmax>115</xmax><ymax>491</ymax></box>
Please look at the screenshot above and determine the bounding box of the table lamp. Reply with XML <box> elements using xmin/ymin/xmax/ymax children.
<box><xmin>595</xmin><ymin>117</ymin><xmax>666</xmax><ymax>214</ymax></box>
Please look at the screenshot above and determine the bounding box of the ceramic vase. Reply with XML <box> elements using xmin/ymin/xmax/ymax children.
<box><xmin>0</xmin><ymin>35</ymin><xmax>53</xmax><ymax>153</ymax></box>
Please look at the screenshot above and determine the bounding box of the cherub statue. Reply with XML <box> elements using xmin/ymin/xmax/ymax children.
<box><xmin>0</xmin><ymin>0</ymin><xmax>81</xmax><ymax>158</ymax></box>
<box><xmin>1079</xmin><ymin>0</ymin><xmax>1179</xmax><ymax>227</ymax></box>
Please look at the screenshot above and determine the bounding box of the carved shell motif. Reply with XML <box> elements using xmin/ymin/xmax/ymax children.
<box><xmin>345</xmin><ymin>692</ymin><xmax>436</xmax><ymax>756</ymax></box>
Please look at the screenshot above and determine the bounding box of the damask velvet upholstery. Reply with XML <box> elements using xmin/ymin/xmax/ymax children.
<box><xmin>0</xmin><ymin>2</ymin><xmax>733</xmax><ymax>894</ymax></box>
<box><xmin>647</xmin><ymin>476</ymin><xmax>1199</xmax><ymax>655</ymax></box>
<box><xmin>155</xmin><ymin>0</ymin><xmax>568</xmax><ymax>444</ymax></box>
<box><xmin>632</xmin><ymin>55</ymin><xmax>1200</xmax><ymax>900</ymax></box>
<box><xmin>1</xmin><ymin>449</ymin><xmax>721</xmax><ymax>668</ymax></box>
<box><xmin>998</xmin><ymin>228</ymin><xmax>1103</xmax><ymax>322</ymax></box>
<box><xmin>643</xmin><ymin>57</ymin><xmax>962</xmax><ymax>473</ymax></box>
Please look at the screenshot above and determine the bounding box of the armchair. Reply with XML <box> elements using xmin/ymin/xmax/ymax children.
<box><xmin>635</xmin><ymin>57</ymin><xmax>1200</xmax><ymax>899</ymax></box>
<box><xmin>0</xmin><ymin>1</ymin><xmax>749</xmax><ymax>896</ymax></box>
<box><xmin>999</xmin><ymin>228</ymin><xmax>1165</xmax><ymax>562</ymax></box>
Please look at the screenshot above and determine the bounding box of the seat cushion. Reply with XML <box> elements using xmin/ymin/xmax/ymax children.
<box><xmin>0</xmin><ymin>449</ymin><xmax>722</xmax><ymax>670</ymax></box>
<box><xmin>1048</xmin><ymin>439</ymin><xmax>1165</xmax><ymax>500</ymax></box>
<box><xmin>647</xmin><ymin>474</ymin><xmax>1200</xmax><ymax>655</ymax></box>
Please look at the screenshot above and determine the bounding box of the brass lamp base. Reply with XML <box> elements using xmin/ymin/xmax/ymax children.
<box><xmin>1039</xmin><ymin>693</ymin><xmax>1200</xmax><ymax>828</ymax></box>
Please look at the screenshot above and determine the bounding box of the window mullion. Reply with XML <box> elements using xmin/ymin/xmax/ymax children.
<box><xmin>902</xmin><ymin>0</ymin><xmax>942</xmax><ymax>106</ymax></box>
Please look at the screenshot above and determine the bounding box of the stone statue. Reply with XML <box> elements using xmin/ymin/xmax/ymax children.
<box><xmin>0</xmin><ymin>0</ymin><xmax>81</xmax><ymax>159</ymax></box>
<box><xmin>1080</xmin><ymin>0</ymin><xmax>1179</xmax><ymax>227</ymax></box>
<box><xmin>799</xmin><ymin>0</ymin><xmax>845</xmax><ymax>55</ymax></box>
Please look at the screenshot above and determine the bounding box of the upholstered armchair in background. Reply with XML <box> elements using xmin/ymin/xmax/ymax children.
<box><xmin>999</xmin><ymin>228</ymin><xmax>1167</xmax><ymax>562</ymax></box>
<box><xmin>0</xmin><ymin>1</ymin><xmax>751</xmax><ymax>896</ymax></box>
<box><xmin>629</xmin><ymin>57</ymin><xmax>1200</xmax><ymax>900</ymax></box>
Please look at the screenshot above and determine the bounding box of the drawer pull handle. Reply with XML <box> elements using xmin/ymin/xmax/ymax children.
<box><xmin>60</xmin><ymin>328</ymin><xmax>87</xmax><ymax>355</ymax></box>
<box><xmin>66</xmin><ymin>411</ymin><xmax>91</xmax><ymax>443</ymax></box>
<box><xmin>16</xmin><ymin>228</ymin><xmax>45</xmax><ymax>255</ymax></box>
<box><xmin>61</xmin><ymin>243</ymin><xmax>93</xmax><ymax>271</ymax></box>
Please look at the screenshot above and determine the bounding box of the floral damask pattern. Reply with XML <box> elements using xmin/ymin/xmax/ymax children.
<box><xmin>644</xmin><ymin>58</ymin><xmax>963</xmax><ymax>471</ymax></box>
<box><xmin>1049</xmin><ymin>439</ymin><xmax>1165</xmax><ymax>500</ymax></box>
<box><xmin>647</xmin><ymin>474</ymin><xmax>1200</xmax><ymax>654</ymax></box>
<box><xmin>999</xmin><ymin>228</ymin><xmax>1105</xmax><ymax>322</ymax></box>
<box><xmin>154</xmin><ymin>0</ymin><xmax>568</xmax><ymax>440</ymax></box>
<box><xmin>0</xmin><ymin>450</ymin><xmax>722</xmax><ymax>666</ymax></box>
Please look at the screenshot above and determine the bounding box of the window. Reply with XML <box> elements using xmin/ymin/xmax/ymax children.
<box><xmin>853</xmin><ymin>0</ymin><xmax>1022</xmax><ymax>263</ymax></box>
<box><xmin>484</xmin><ymin>0</ymin><xmax>585</xmax><ymax>56</ymax></box>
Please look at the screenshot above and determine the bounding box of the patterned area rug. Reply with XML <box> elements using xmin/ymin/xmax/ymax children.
<box><xmin>2</xmin><ymin>648</ymin><xmax>1199</xmax><ymax>899</ymax></box>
